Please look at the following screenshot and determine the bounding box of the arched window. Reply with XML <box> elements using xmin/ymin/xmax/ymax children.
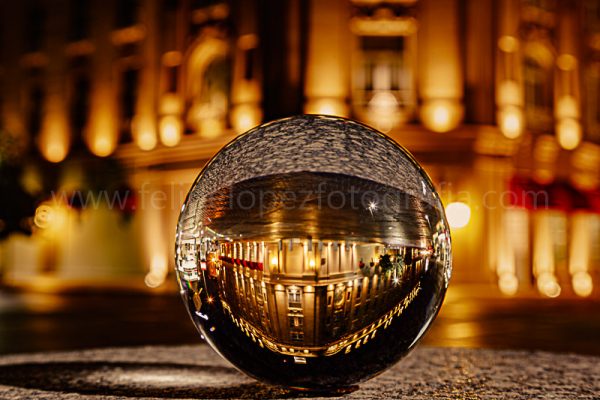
<box><xmin>350</xmin><ymin>4</ymin><xmax>417</xmax><ymax>132</ymax></box>
<box><xmin>184</xmin><ymin>36</ymin><xmax>230</xmax><ymax>136</ymax></box>
<box><xmin>353</xmin><ymin>36</ymin><xmax>415</xmax><ymax>125</ymax></box>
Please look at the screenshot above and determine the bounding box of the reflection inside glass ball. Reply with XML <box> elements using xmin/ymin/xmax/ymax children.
<box><xmin>175</xmin><ymin>115</ymin><xmax>451</xmax><ymax>391</ymax></box>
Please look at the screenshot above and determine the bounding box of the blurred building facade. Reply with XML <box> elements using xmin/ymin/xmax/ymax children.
<box><xmin>1</xmin><ymin>0</ymin><xmax>600</xmax><ymax>298</ymax></box>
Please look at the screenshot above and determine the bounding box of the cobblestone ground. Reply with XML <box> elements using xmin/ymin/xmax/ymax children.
<box><xmin>0</xmin><ymin>344</ymin><xmax>598</xmax><ymax>399</ymax></box>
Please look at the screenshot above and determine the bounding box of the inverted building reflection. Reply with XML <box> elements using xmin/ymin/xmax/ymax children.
<box><xmin>177</xmin><ymin>235</ymin><xmax>447</xmax><ymax>358</ymax></box>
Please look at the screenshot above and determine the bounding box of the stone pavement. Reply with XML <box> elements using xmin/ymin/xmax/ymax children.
<box><xmin>0</xmin><ymin>344</ymin><xmax>598</xmax><ymax>399</ymax></box>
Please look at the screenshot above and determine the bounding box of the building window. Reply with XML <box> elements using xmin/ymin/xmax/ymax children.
<box><xmin>355</xmin><ymin>279</ymin><xmax>363</xmax><ymax>298</ymax></box>
<box><xmin>119</xmin><ymin>68</ymin><xmax>139</xmax><ymax>143</ymax></box>
<box><xmin>289</xmin><ymin>314</ymin><xmax>304</xmax><ymax>342</ymax></box>
<box><xmin>287</xmin><ymin>287</ymin><xmax>302</xmax><ymax>309</ymax></box>
<box><xmin>187</xmin><ymin>57</ymin><xmax>230</xmax><ymax>133</ymax></box>
<box><xmin>523</xmin><ymin>53</ymin><xmax>554</xmax><ymax>132</ymax></box>
<box><xmin>519</xmin><ymin>0</ymin><xmax>556</xmax><ymax>133</ymax></box>
<box><xmin>288</xmin><ymin>315</ymin><xmax>303</xmax><ymax>328</ymax></box>
<box><xmin>352</xmin><ymin>35</ymin><xmax>415</xmax><ymax>130</ymax></box>
<box><xmin>334</xmin><ymin>285</ymin><xmax>345</xmax><ymax>307</ymax></box>
<box><xmin>334</xmin><ymin>311</ymin><xmax>343</xmax><ymax>322</ymax></box>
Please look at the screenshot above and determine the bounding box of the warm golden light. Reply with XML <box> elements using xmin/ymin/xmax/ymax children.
<box><xmin>304</xmin><ymin>98</ymin><xmax>348</xmax><ymax>117</ymax></box>
<box><xmin>569</xmin><ymin>213</ymin><xmax>592</xmax><ymax>297</ymax></box>
<box><xmin>309</xmin><ymin>259</ymin><xmax>316</xmax><ymax>268</ymax></box>
<box><xmin>144</xmin><ymin>254</ymin><xmax>168</xmax><ymax>288</ymax></box>
<box><xmin>498</xmin><ymin>106</ymin><xmax>523</xmax><ymax>139</ymax></box>
<box><xmin>420</xmin><ymin>99</ymin><xmax>462</xmax><ymax>133</ymax></box>
<box><xmin>138</xmin><ymin>131</ymin><xmax>157</xmax><ymax>151</ymax></box>
<box><xmin>556</xmin><ymin>95</ymin><xmax>578</xmax><ymax>119</ymax></box>
<box><xmin>133</xmin><ymin>115</ymin><xmax>158</xmax><ymax>151</ymax></box>
<box><xmin>88</xmin><ymin>131</ymin><xmax>117</xmax><ymax>157</ymax></box>
<box><xmin>498</xmin><ymin>272</ymin><xmax>519</xmax><ymax>296</ymax></box>
<box><xmin>537</xmin><ymin>272</ymin><xmax>561</xmax><ymax>298</ymax></box>
<box><xmin>533</xmin><ymin>167</ymin><xmax>555</xmax><ymax>185</ymax></box>
<box><xmin>270</xmin><ymin>256</ymin><xmax>278</xmax><ymax>267</ymax></box>
<box><xmin>162</xmin><ymin>51</ymin><xmax>183</xmax><ymax>67</ymax></box>
<box><xmin>445</xmin><ymin>202</ymin><xmax>471</xmax><ymax>229</ymax></box>
<box><xmin>43</xmin><ymin>141</ymin><xmax>68</xmax><ymax>163</ymax></box>
<box><xmin>497</xmin><ymin>80</ymin><xmax>522</xmax><ymax>107</ymax></box>
<box><xmin>556</xmin><ymin>118</ymin><xmax>582</xmax><ymax>150</ymax></box>
<box><xmin>231</xmin><ymin>104</ymin><xmax>262</xmax><ymax>133</ymax></box>
<box><xmin>200</xmin><ymin>118</ymin><xmax>225</xmax><ymax>138</ymax></box>
<box><xmin>39</xmin><ymin>108</ymin><xmax>70</xmax><ymax>163</ymax></box>
<box><xmin>160</xmin><ymin>93</ymin><xmax>184</xmax><ymax>115</ymax></box>
<box><xmin>498</xmin><ymin>35</ymin><xmax>519</xmax><ymax>53</ymax></box>
<box><xmin>34</xmin><ymin>203</ymin><xmax>68</xmax><ymax>232</ymax></box>
<box><xmin>88</xmin><ymin>89</ymin><xmax>118</xmax><ymax>156</ymax></box>
<box><xmin>92</xmin><ymin>135</ymin><xmax>113</xmax><ymax>157</ymax></box>
<box><xmin>366</xmin><ymin>91</ymin><xmax>400</xmax><ymax>133</ymax></box>
<box><xmin>159</xmin><ymin>115</ymin><xmax>183</xmax><ymax>147</ymax></box>
<box><xmin>533</xmin><ymin>212</ymin><xmax>561</xmax><ymax>298</ymax></box>
<box><xmin>572</xmin><ymin>271</ymin><xmax>593</xmax><ymax>297</ymax></box>
<box><xmin>34</xmin><ymin>204</ymin><xmax>55</xmax><ymax>230</ymax></box>
<box><xmin>20</xmin><ymin>165</ymin><xmax>43</xmax><ymax>195</ymax></box>
<box><xmin>557</xmin><ymin>54</ymin><xmax>577</xmax><ymax>71</ymax></box>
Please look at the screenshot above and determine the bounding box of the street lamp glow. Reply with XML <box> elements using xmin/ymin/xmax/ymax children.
<box><xmin>499</xmin><ymin>106</ymin><xmax>523</xmax><ymax>139</ymax></box>
<box><xmin>445</xmin><ymin>202</ymin><xmax>471</xmax><ymax>229</ymax></box>
<box><xmin>572</xmin><ymin>272</ymin><xmax>593</xmax><ymax>297</ymax></box>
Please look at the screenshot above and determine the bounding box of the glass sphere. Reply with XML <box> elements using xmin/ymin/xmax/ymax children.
<box><xmin>175</xmin><ymin>115</ymin><xmax>451</xmax><ymax>392</ymax></box>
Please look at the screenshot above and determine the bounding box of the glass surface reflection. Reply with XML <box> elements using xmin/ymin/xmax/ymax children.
<box><xmin>175</xmin><ymin>115</ymin><xmax>451</xmax><ymax>391</ymax></box>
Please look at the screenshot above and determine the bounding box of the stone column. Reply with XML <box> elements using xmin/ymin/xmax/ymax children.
<box><xmin>418</xmin><ymin>0</ymin><xmax>464</xmax><ymax>132</ymax></box>
<box><xmin>496</xmin><ymin>0</ymin><xmax>524</xmax><ymax>139</ymax></box>
<box><xmin>554</xmin><ymin>3</ymin><xmax>582</xmax><ymax>150</ymax></box>
<box><xmin>304</xmin><ymin>0</ymin><xmax>351</xmax><ymax>117</ymax></box>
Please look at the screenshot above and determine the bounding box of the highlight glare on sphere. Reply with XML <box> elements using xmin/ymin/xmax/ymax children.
<box><xmin>175</xmin><ymin>115</ymin><xmax>452</xmax><ymax>392</ymax></box>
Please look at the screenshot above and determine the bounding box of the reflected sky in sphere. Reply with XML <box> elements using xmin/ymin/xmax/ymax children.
<box><xmin>175</xmin><ymin>115</ymin><xmax>451</xmax><ymax>392</ymax></box>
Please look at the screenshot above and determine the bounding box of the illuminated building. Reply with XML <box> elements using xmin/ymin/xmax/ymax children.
<box><xmin>178</xmin><ymin>237</ymin><xmax>428</xmax><ymax>356</ymax></box>
<box><xmin>0</xmin><ymin>0</ymin><xmax>599</xmax><ymax>299</ymax></box>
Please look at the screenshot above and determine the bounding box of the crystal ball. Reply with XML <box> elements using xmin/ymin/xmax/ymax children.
<box><xmin>175</xmin><ymin>115</ymin><xmax>451</xmax><ymax>392</ymax></box>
